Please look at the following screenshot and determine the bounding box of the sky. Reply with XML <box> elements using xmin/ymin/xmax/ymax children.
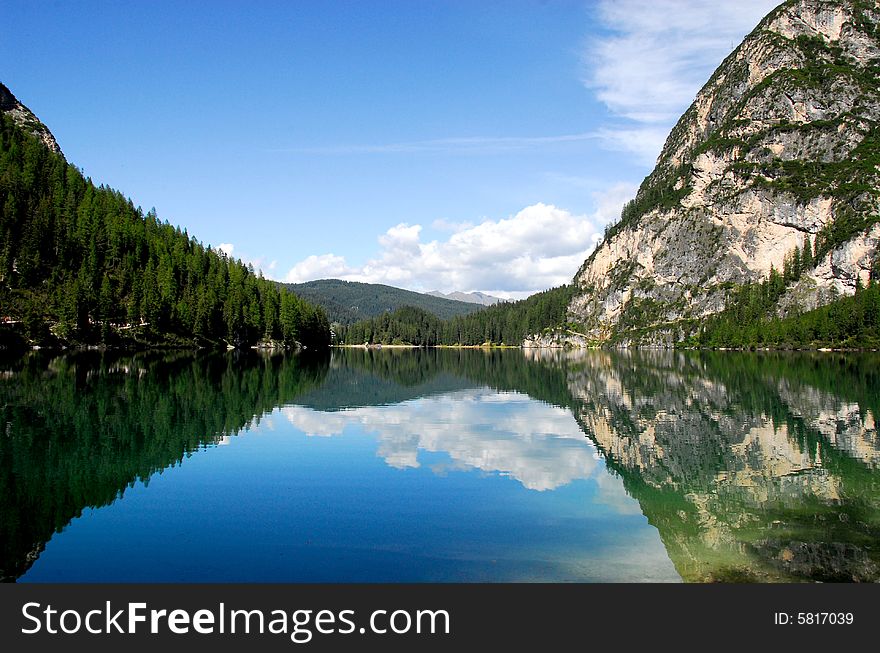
<box><xmin>2</xmin><ymin>0</ymin><xmax>779</xmax><ymax>298</ymax></box>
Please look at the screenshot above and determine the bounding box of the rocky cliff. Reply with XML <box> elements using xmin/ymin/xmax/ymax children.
<box><xmin>569</xmin><ymin>0</ymin><xmax>880</xmax><ymax>344</ymax></box>
<box><xmin>0</xmin><ymin>82</ymin><xmax>63</xmax><ymax>157</ymax></box>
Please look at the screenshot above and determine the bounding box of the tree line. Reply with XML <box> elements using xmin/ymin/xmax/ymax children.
<box><xmin>697</xmin><ymin>234</ymin><xmax>879</xmax><ymax>348</ymax></box>
<box><xmin>0</xmin><ymin>113</ymin><xmax>330</xmax><ymax>349</ymax></box>
<box><xmin>336</xmin><ymin>285</ymin><xmax>575</xmax><ymax>346</ymax></box>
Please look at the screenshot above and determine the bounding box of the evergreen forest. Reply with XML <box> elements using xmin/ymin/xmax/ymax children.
<box><xmin>337</xmin><ymin>285</ymin><xmax>575</xmax><ymax>346</ymax></box>
<box><xmin>695</xmin><ymin>237</ymin><xmax>880</xmax><ymax>348</ymax></box>
<box><xmin>0</xmin><ymin>113</ymin><xmax>330</xmax><ymax>349</ymax></box>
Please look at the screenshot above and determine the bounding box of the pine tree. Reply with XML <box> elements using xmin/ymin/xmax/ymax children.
<box><xmin>802</xmin><ymin>235</ymin><xmax>813</xmax><ymax>270</ymax></box>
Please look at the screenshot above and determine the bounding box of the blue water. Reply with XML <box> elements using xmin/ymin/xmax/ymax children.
<box><xmin>20</xmin><ymin>387</ymin><xmax>678</xmax><ymax>582</ymax></box>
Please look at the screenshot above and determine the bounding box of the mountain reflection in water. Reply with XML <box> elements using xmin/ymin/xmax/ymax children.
<box><xmin>1</xmin><ymin>347</ymin><xmax>877</xmax><ymax>582</ymax></box>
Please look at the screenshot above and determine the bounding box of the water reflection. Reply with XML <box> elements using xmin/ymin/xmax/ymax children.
<box><xmin>328</xmin><ymin>347</ymin><xmax>880</xmax><ymax>581</ymax></box>
<box><xmin>558</xmin><ymin>349</ymin><xmax>880</xmax><ymax>582</ymax></box>
<box><xmin>1</xmin><ymin>346</ymin><xmax>878</xmax><ymax>582</ymax></box>
<box><xmin>0</xmin><ymin>349</ymin><xmax>330</xmax><ymax>581</ymax></box>
<box><xmin>283</xmin><ymin>390</ymin><xmax>599</xmax><ymax>491</ymax></box>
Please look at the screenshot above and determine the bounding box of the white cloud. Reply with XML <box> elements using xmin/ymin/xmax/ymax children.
<box><xmin>283</xmin><ymin>185</ymin><xmax>636</xmax><ymax>295</ymax></box>
<box><xmin>278</xmin><ymin>385</ymin><xmax>667</xmax><ymax>513</ymax></box>
<box><xmin>244</xmin><ymin>256</ymin><xmax>277</xmax><ymax>277</ymax></box>
<box><xmin>587</xmin><ymin>0</ymin><xmax>779</xmax><ymax>165</ymax></box>
<box><xmin>285</xmin><ymin>254</ymin><xmax>354</xmax><ymax>283</ymax></box>
<box><xmin>217</xmin><ymin>242</ymin><xmax>234</xmax><ymax>257</ymax></box>
<box><xmin>281</xmin><ymin>389</ymin><xmax>602</xmax><ymax>491</ymax></box>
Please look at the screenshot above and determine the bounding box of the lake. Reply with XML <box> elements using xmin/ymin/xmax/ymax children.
<box><xmin>1</xmin><ymin>347</ymin><xmax>878</xmax><ymax>582</ymax></box>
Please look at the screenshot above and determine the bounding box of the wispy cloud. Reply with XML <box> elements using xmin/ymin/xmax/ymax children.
<box><xmin>274</xmin><ymin>133</ymin><xmax>599</xmax><ymax>155</ymax></box>
<box><xmin>594</xmin><ymin>126</ymin><xmax>670</xmax><ymax>168</ymax></box>
<box><xmin>283</xmin><ymin>184</ymin><xmax>636</xmax><ymax>296</ymax></box>
<box><xmin>586</xmin><ymin>0</ymin><xmax>779</xmax><ymax>166</ymax></box>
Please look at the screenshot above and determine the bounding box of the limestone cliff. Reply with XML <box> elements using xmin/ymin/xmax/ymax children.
<box><xmin>0</xmin><ymin>82</ymin><xmax>63</xmax><ymax>157</ymax></box>
<box><xmin>569</xmin><ymin>0</ymin><xmax>880</xmax><ymax>343</ymax></box>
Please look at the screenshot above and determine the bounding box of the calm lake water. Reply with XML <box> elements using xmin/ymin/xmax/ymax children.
<box><xmin>1</xmin><ymin>347</ymin><xmax>878</xmax><ymax>582</ymax></box>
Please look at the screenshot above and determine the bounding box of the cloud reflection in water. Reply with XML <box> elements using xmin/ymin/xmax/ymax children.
<box><xmin>282</xmin><ymin>388</ymin><xmax>601</xmax><ymax>492</ymax></box>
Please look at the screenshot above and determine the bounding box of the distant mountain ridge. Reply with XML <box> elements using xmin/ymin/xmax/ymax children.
<box><xmin>425</xmin><ymin>290</ymin><xmax>503</xmax><ymax>306</ymax></box>
<box><xmin>282</xmin><ymin>279</ymin><xmax>484</xmax><ymax>324</ymax></box>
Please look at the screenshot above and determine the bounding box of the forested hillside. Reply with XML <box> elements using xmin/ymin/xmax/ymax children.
<box><xmin>0</xmin><ymin>106</ymin><xmax>330</xmax><ymax>349</ymax></box>
<box><xmin>696</xmin><ymin>269</ymin><xmax>880</xmax><ymax>348</ymax></box>
<box><xmin>338</xmin><ymin>285</ymin><xmax>574</xmax><ymax>346</ymax></box>
<box><xmin>282</xmin><ymin>278</ymin><xmax>484</xmax><ymax>324</ymax></box>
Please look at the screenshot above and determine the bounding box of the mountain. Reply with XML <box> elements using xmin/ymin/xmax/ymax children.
<box><xmin>425</xmin><ymin>290</ymin><xmax>503</xmax><ymax>306</ymax></box>
<box><xmin>338</xmin><ymin>285</ymin><xmax>574</xmax><ymax>346</ymax></box>
<box><xmin>0</xmin><ymin>82</ymin><xmax>330</xmax><ymax>350</ymax></box>
<box><xmin>282</xmin><ymin>279</ymin><xmax>485</xmax><ymax>323</ymax></box>
<box><xmin>0</xmin><ymin>83</ymin><xmax>62</xmax><ymax>157</ymax></box>
<box><xmin>568</xmin><ymin>0</ymin><xmax>880</xmax><ymax>345</ymax></box>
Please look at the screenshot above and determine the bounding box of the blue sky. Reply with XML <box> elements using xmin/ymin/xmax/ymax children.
<box><xmin>2</xmin><ymin>0</ymin><xmax>778</xmax><ymax>297</ymax></box>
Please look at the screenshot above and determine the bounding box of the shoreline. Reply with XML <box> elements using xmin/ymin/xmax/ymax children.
<box><xmin>333</xmin><ymin>344</ymin><xmax>522</xmax><ymax>350</ymax></box>
<box><xmin>332</xmin><ymin>343</ymin><xmax>879</xmax><ymax>353</ymax></box>
<box><xmin>4</xmin><ymin>342</ymin><xmax>877</xmax><ymax>354</ymax></box>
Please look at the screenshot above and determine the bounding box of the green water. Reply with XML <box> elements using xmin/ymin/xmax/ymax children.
<box><xmin>1</xmin><ymin>347</ymin><xmax>878</xmax><ymax>582</ymax></box>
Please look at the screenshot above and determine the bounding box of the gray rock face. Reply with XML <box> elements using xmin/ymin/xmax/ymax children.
<box><xmin>568</xmin><ymin>0</ymin><xmax>880</xmax><ymax>342</ymax></box>
<box><xmin>0</xmin><ymin>82</ymin><xmax>63</xmax><ymax>157</ymax></box>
